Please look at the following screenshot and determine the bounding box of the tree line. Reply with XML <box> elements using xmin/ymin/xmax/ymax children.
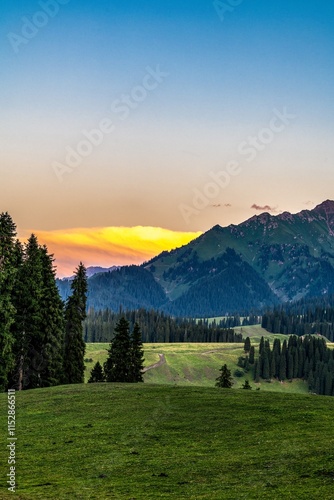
<box><xmin>252</xmin><ymin>335</ymin><xmax>334</xmax><ymax>396</ymax></box>
<box><xmin>262</xmin><ymin>306</ymin><xmax>334</xmax><ymax>341</ymax></box>
<box><xmin>0</xmin><ymin>213</ymin><xmax>87</xmax><ymax>391</ymax></box>
<box><xmin>84</xmin><ymin>308</ymin><xmax>244</xmax><ymax>343</ymax></box>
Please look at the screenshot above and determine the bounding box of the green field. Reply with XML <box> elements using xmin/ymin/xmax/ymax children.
<box><xmin>84</xmin><ymin>325</ymin><xmax>310</xmax><ymax>394</ymax></box>
<box><xmin>1</xmin><ymin>384</ymin><xmax>334</xmax><ymax>499</ymax></box>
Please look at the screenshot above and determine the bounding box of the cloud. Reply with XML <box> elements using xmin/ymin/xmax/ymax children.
<box><xmin>18</xmin><ymin>226</ymin><xmax>202</xmax><ymax>278</ymax></box>
<box><xmin>251</xmin><ymin>204</ymin><xmax>277</xmax><ymax>212</ymax></box>
<box><xmin>303</xmin><ymin>200</ymin><xmax>314</xmax><ymax>206</ymax></box>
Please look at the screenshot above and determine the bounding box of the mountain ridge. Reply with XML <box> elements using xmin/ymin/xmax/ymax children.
<box><xmin>57</xmin><ymin>201</ymin><xmax>334</xmax><ymax>316</ymax></box>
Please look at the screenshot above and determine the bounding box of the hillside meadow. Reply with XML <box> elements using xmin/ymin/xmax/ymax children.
<box><xmin>84</xmin><ymin>325</ymin><xmax>312</xmax><ymax>394</ymax></box>
<box><xmin>1</xmin><ymin>384</ymin><xmax>334</xmax><ymax>499</ymax></box>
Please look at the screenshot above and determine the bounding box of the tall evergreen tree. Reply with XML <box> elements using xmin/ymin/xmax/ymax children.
<box><xmin>104</xmin><ymin>317</ymin><xmax>132</xmax><ymax>382</ymax></box>
<box><xmin>249</xmin><ymin>346</ymin><xmax>255</xmax><ymax>364</ymax></box>
<box><xmin>129</xmin><ymin>323</ymin><xmax>145</xmax><ymax>382</ymax></box>
<box><xmin>11</xmin><ymin>235</ymin><xmax>44</xmax><ymax>390</ymax></box>
<box><xmin>215</xmin><ymin>364</ymin><xmax>233</xmax><ymax>388</ymax></box>
<box><xmin>39</xmin><ymin>247</ymin><xmax>65</xmax><ymax>386</ymax></box>
<box><xmin>0</xmin><ymin>213</ymin><xmax>17</xmax><ymax>391</ymax></box>
<box><xmin>244</xmin><ymin>337</ymin><xmax>251</xmax><ymax>353</ymax></box>
<box><xmin>63</xmin><ymin>263</ymin><xmax>87</xmax><ymax>384</ymax></box>
<box><xmin>254</xmin><ymin>359</ymin><xmax>260</xmax><ymax>383</ymax></box>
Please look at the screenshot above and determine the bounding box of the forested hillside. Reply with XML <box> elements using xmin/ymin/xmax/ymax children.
<box><xmin>84</xmin><ymin>308</ymin><xmax>243</xmax><ymax>343</ymax></box>
<box><xmin>262</xmin><ymin>295</ymin><xmax>334</xmax><ymax>340</ymax></box>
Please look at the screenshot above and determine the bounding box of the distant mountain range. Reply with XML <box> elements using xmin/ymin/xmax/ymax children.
<box><xmin>57</xmin><ymin>200</ymin><xmax>334</xmax><ymax>317</ymax></box>
<box><xmin>59</xmin><ymin>266</ymin><xmax>120</xmax><ymax>281</ymax></box>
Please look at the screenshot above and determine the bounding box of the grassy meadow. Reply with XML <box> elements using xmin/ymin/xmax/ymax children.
<box><xmin>2</xmin><ymin>324</ymin><xmax>334</xmax><ymax>499</ymax></box>
<box><xmin>1</xmin><ymin>384</ymin><xmax>334</xmax><ymax>499</ymax></box>
<box><xmin>84</xmin><ymin>325</ymin><xmax>310</xmax><ymax>394</ymax></box>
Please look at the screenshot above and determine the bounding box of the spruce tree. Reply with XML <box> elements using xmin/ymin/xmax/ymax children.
<box><xmin>254</xmin><ymin>359</ymin><xmax>260</xmax><ymax>383</ymax></box>
<box><xmin>249</xmin><ymin>346</ymin><xmax>255</xmax><ymax>364</ymax></box>
<box><xmin>63</xmin><ymin>263</ymin><xmax>87</xmax><ymax>384</ymax></box>
<box><xmin>244</xmin><ymin>337</ymin><xmax>251</xmax><ymax>353</ymax></box>
<box><xmin>0</xmin><ymin>213</ymin><xmax>17</xmax><ymax>391</ymax></box>
<box><xmin>215</xmin><ymin>364</ymin><xmax>233</xmax><ymax>388</ymax></box>
<box><xmin>88</xmin><ymin>361</ymin><xmax>105</xmax><ymax>383</ymax></box>
<box><xmin>129</xmin><ymin>323</ymin><xmax>145</xmax><ymax>382</ymax></box>
<box><xmin>242</xmin><ymin>380</ymin><xmax>252</xmax><ymax>390</ymax></box>
<box><xmin>104</xmin><ymin>317</ymin><xmax>132</xmax><ymax>382</ymax></box>
<box><xmin>39</xmin><ymin>246</ymin><xmax>65</xmax><ymax>386</ymax></box>
<box><xmin>262</xmin><ymin>351</ymin><xmax>270</xmax><ymax>380</ymax></box>
<box><xmin>11</xmin><ymin>235</ymin><xmax>44</xmax><ymax>390</ymax></box>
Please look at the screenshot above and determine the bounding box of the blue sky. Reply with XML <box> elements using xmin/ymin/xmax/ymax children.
<box><xmin>1</xmin><ymin>0</ymin><xmax>334</xmax><ymax>270</ymax></box>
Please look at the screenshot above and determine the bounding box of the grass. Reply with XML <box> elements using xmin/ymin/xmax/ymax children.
<box><xmin>1</xmin><ymin>384</ymin><xmax>334</xmax><ymax>499</ymax></box>
<box><xmin>84</xmin><ymin>326</ymin><xmax>310</xmax><ymax>394</ymax></box>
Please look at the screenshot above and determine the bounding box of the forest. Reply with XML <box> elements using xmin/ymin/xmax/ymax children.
<box><xmin>0</xmin><ymin>212</ymin><xmax>87</xmax><ymax>391</ymax></box>
<box><xmin>83</xmin><ymin>308</ymin><xmax>245</xmax><ymax>343</ymax></box>
<box><xmin>246</xmin><ymin>335</ymin><xmax>334</xmax><ymax>396</ymax></box>
<box><xmin>262</xmin><ymin>293</ymin><xmax>334</xmax><ymax>340</ymax></box>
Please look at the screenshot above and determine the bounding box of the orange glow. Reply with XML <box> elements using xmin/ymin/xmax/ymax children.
<box><xmin>18</xmin><ymin>226</ymin><xmax>202</xmax><ymax>277</ymax></box>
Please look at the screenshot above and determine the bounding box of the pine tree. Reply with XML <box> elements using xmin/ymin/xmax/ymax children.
<box><xmin>249</xmin><ymin>346</ymin><xmax>255</xmax><ymax>364</ymax></box>
<box><xmin>244</xmin><ymin>337</ymin><xmax>251</xmax><ymax>353</ymax></box>
<box><xmin>0</xmin><ymin>213</ymin><xmax>17</xmax><ymax>391</ymax></box>
<box><xmin>262</xmin><ymin>351</ymin><xmax>270</xmax><ymax>380</ymax></box>
<box><xmin>279</xmin><ymin>353</ymin><xmax>287</xmax><ymax>381</ymax></box>
<box><xmin>39</xmin><ymin>246</ymin><xmax>64</xmax><ymax>386</ymax></box>
<box><xmin>129</xmin><ymin>323</ymin><xmax>145</xmax><ymax>382</ymax></box>
<box><xmin>215</xmin><ymin>364</ymin><xmax>233</xmax><ymax>388</ymax></box>
<box><xmin>11</xmin><ymin>235</ymin><xmax>44</xmax><ymax>390</ymax></box>
<box><xmin>254</xmin><ymin>359</ymin><xmax>260</xmax><ymax>383</ymax></box>
<box><xmin>104</xmin><ymin>317</ymin><xmax>132</xmax><ymax>382</ymax></box>
<box><xmin>287</xmin><ymin>353</ymin><xmax>294</xmax><ymax>380</ymax></box>
<box><xmin>63</xmin><ymin>263</ymin><xmax>87</xmax><ymax>384</ymax></box>
<box><xmin>88</xmin><ymin>361</ymin><xmax>105</xmax><ymax>383</ymax></box>
<box><xmin>242</xmin><ymin>380</ymin><xmax>252</xmax><ymax>390</ymax></box>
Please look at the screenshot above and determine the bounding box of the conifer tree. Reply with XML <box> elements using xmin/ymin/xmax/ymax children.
<box><xmin>215</xmin><ymin>364</ymin><xmax>233</xmax><ymax>388</ymax></box>
<box><xmin>254</xmin><ymin>359</ymin><xmax>260</xmax><ymax>383</ymax></box>
<box><xmin>129</xmin><ymin>323</ymin><xmax>145</xmax><ymax>382</ymax></box>
<box><xmin>0</xmin><ymin>213</ymin><xmax>18</xmax><ymax>391</ymax></box>
<box><xmin>262</xmin><ymin>351</ymin><xmax>270</xmax><ymax>380</ymax></box>
<box><xmin>39</xmin><ymin>246</ymin><xmax>65</xmax><ymax>386</ymax></box>
<box><xmin>104</xmin><ymin>317</ymin><xmax>132</xmax><ymax>382</ymax></box>
<box><xmin>11</xmin><ymin>235</ymin><xmax>44</xmax><ymax>390</ymax></box>
<box><xmin>63</xmin><ymin>263</ymin><xmax>87</xmax><ymax>384</ymax></box>
<box><xmin>242</xmin><ymin>380</ymin><xmax>252</xmax><ymax>389</ymax></box>
<box><xmin>88</xmin><ymin>361</ymin><xmax>105</xmax><ymax>383</ymax></box>
<box><xmin>279</xmin><ymin>353</ymin><xmax>287</xmax><ymax>381</ymax></box>
<box><xmin>244</xmin><ymin>337</ymin><xmax>251</xmax><ymax>353</ymax></box>
<box><xmin>249</xmin><ymin>346</ymin><xmax>255</xmax><ymax>364</ymax></box>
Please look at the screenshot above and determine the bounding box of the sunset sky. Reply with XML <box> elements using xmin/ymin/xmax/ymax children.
<box><xmin>1</xmin><ymin>0</ymin><xmax>334</xmax><ymax>276</ymax></box>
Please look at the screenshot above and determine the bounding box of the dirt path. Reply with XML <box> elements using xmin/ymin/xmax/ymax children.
<box><xmin>143</xmin><ymin>353</ymin><xmax>166</xmax><ymax>373</ymax></box>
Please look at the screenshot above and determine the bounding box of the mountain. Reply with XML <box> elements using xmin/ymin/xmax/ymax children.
<box><xmin>59</xmin><ymin>265</ymin><xmax>120</xmax><ymax>280</ymax></box>
<box><xmin>57</xmin><ymin>200</ymin><xmax>334</xmax><ymax>316</ymax></box>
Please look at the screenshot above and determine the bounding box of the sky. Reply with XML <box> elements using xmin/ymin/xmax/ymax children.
<box><xmin>1</xmin><ymin>0</ymin><xmax>334</xmax><ymax>275</ymax></box>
